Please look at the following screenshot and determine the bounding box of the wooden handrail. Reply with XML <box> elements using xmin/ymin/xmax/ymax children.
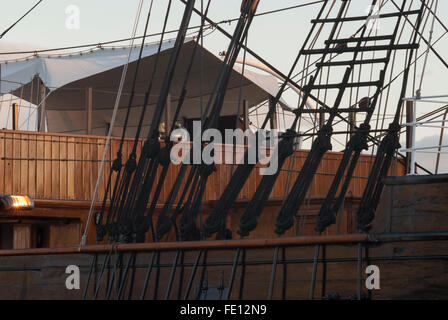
<box><xmin>0</xmin><ymin>234</ymin><xmax>369</xmax><ymax>256</ymax></box>
<box><xmin>0</xmin><ymin>231</ymin><xmax>446</xmax><ymax>257</ymax></box>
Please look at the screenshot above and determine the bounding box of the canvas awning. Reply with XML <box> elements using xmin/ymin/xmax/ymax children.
<box><xmin>0</xmin><ymin>39</ymin><xmax>288</xmax><ymax>137</ymax></box>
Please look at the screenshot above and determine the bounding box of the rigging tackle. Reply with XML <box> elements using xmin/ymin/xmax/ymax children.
<box><xmin>95</xmin><ymin>0</ymin><xmax>198</xmax><ymax>243</ymax></box>
<box><xmin>155</xmin><ymin>0</ymin><xmax>261</xmax><ymax>242</ymax></box>
<box><xmin>357</xmin><ymin>0</ymin><xmax>426</xmax><ymax>232</ymax></box>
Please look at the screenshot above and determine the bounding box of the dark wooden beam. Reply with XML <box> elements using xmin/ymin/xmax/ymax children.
<box><xmin>268</xmin><ymin>96</ymin><xmax>277</xmax><ymax>130</ymax></box>
<box><xmin>38</xmin><ymin>77</ymin><xmax>46</xmax><ymax>132</ymax></box>
<box><xmin>85</xmin><ymin>87</ymin><xmax>93</xmax><ymax>135</ymax></box>
<box><xmin>406</xmin><ymin>100</ymin><xmax>414</xmax><ymax>172</ymax></box>
<box><xmin>165</xmin><ymin>93</ymin><xmax>172</xmax><ymax>137</ymax></box>
<box><xmin>243</xmin><ymin>99</ymin><xmax>249</xmax><ymax>130</ymax></box>
<box><xmin>12</xmin><ymin>103</ymin><xmax>18</xmax><ymax>130</ymax></box>
<box><xmin>319</xmin><ymin>107</ymin><xmax>326</xmax><ymax>129</ymax></box>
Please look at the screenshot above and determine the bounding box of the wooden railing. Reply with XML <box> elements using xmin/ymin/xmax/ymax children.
<box><xmin>0</xmin><ymin>130</ymin><xmax>406</xmax><ymax>203</ymax></box>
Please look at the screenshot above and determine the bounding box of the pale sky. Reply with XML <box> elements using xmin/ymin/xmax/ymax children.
<box><xmin>0</xmin><ymin>0</ymin><xmax>447</xmax><ymax>173</ymax></box>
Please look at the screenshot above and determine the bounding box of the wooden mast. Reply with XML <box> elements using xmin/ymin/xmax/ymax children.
<box><xmin>85</xmin><ymin>87</ymin><xmax>93</xmax><ymax>135</ymax></box>
<box><xmin>38</xmin><ymin>77</ymin><xmax>46</xmax><ymax>132</ymax></box>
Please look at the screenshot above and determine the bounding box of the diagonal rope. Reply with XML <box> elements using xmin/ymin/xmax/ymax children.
<box><xmin>0</xmin><ymin>0</ymin><xmax>44</xmax><ymax>39</ymax></box>
<box><xmin>417</xmin><ymin>0</ymin><xmax>438</xmax><ymax>94</ymax></box>
<box><xmin>80</xmin><ymin>0</ymin><xmax>145</xmax><ymax>247</ymax></box>
<box><xmin>0</xmin><ymin>0</ymin><xmax>324</xmax><ymax>58</ymax></box>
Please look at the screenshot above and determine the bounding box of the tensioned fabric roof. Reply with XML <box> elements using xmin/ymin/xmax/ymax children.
<box><xmin>0</xmin><ymin>39</ymin><xmax>288</xmax><ymax>137</ymax></box>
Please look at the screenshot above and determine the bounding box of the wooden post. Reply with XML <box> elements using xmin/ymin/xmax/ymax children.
<box><xmin>269</xmin><ymin>96</ymin><xmax>277</xmax><ymax>130</ymax></box>
<box><xmin>435</xmin><ymin>107</ymin><xmax>448</xmax><ymax>174</ymax></box>
<box><xmin>39</xmin><ymin>80</ymin><xmax>46</xmax><ymax>132</ymax></box>
<box><xmin>243</xmin><ymin>99</ymin><xmax>249</xmax><ymax>130</ymax></box>
<box><xmin>319</xmin><ymin>107</ymin><xmax>326</xmax><ymax>129</ymax></box>
<box><xmin>85</xmin><ymin>87</ymin><xmax>93</xmax><ymax>135</ymax></box>
<box><xmin>105</xmin><ymin>122</ymin><xmax>111</xmax><ymax>136</ymax></box>
<box><xmin>13</xmin><ymin>224</ymin><xmax>35</xmax><ymax>249</ymax></box>
<box><xmin>165</xmin><ymin>93</ymin><xmax>172</xmax><ymax>137</ymax></box>
<box><xmin>349</xmin><ymin>112</ymin><xmax>356</xmax><ymax>137</ymax></box>
<box><xmin>38</xmin><ymin>80</ymin><xmax>46</xmax><ymax>132</ymax></box>
<box><xmin>406</xmin><ymin>100</ymin><xmax>414</xmax><ymax>173</ymax></box>
<box><xmin>12</xmin><ymin>103</ymin><xmax>19</xmax><ymax>130</ymax></box>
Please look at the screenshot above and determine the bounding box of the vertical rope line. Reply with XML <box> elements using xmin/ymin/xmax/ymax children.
<box><xmin>5</xmin><ymin>92</ymin><xmax>13</xmax><ymax>128</ymax></box>
<box><xmin>394</xmin><ymin>0</ymin><xmax>433</xmax><ymax>173</ymax></box>
<box><xmin>371</xmin><ymin>0</ymin><xmax>414</xmax><ymax>167</ymax></box>
<box><xmin>418</xmin><ymin>0</ymin><xmax>438</xmax><ymax>94</ymax></box>
<box><xmin>231</xmin><ymin>34</ymin><xmax>248</xmax><ymax>176</ymax></box>
<box><xmin>80</xmin><ymin>0</ymin><xmax>145</xmax><ymax>247</ymax></box>
<box><xmin>17</xmin><ymin>86</ymin><xmax>24</xmax><ymax>129</ymax></box>
<box><xmin>27</xmin><ymin>78</ymin><xmax>34</xmax><ymax>131</ymax></box>
<box><xmin>199</xmin><ymin>0</ymin><xmax>205</xmax><ymax>235</ymax></box>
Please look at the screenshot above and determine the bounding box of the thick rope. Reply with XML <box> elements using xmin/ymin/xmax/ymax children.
<box><xmin>80</xmin><ymin>0</ymin><xmax>145</xmax><ymax>247</ymax></box>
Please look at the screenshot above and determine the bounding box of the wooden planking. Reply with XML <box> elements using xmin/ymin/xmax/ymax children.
<box><xmin>28</xmin><ymin>134</ymin><xmax>36</xmax><ymax>198</ymax></box>
<box><xmin>90</xmin><ymin>138</ymin><xmax>98</xmax><ymax>201</ymax></box>
<box><xmin>19</xmin><ymin>133</ymin><xmax>29</xmax><ymax>195</ymax></box>
<box><xmin>12</xmin><ymin>133</ymin><xmax>21</xmax><ymax>195</ymax></box>
<box><xmin>82</xmin><ymin>136</ymin><xmax>91</xmax><ymax>200</ymax></box>
<box><xmin>44</xmin><ymin>135</ymin><xmax>52</xmax><ymax>199</ymax></box>
<box><xmin>74</xmin><ymin>138</ymin><xmax>84</xmax><ymax>200</ymax></box>
<box><xmin>13</xmin><ymin>224</ymin><xmax>34</xmax><ymax>249</ymax></box>
<box><xmin>48</xmin><ymin>223</ymin><xmax>82</xmax><ymax>248</ymax></box>
<box><xmin>106</xmin><ymin>138</ymin><xmax>113</xmax><ymax>200</ymax></box>
<box><xmin>0</xmin><ymin>132</ymin><xmax>4</xmax><ymax>195</ymax></box>
<box><xmin>59</xmin><ymin>136</ymin><xmax>67</xmax><ymax>199</ymax></box>
<box><xmin>67</xmin><ymin>137</ymin><xmax>75</xmax><ymax>200</ymax></box>
<box><xmin>96</xmin><ymin>138</ymin><xmax>106</xmax><ymax>202</ymax></box>
<box><xmin>0</xmin><ymin>130</ymin><xmax>406</xmax><ymax>204</ymax></box>
<box><xmin>51</xmin><ymin>136</ymin><xmax>60</xmax><ymax>199</ymax></box>
<box><xmin>103</xmin><ymin>138</ymin><xmax>111</xmax><ymax>201</ymax></box>
<box><xmin>36</xmin><ymin>134</ymin><xmax>44</xmax><ymax>198</ymax></box>
<box><xmin>109</xmin><ymin>138</ymin><xmax>120</xmax><ymax>201</ymax></box>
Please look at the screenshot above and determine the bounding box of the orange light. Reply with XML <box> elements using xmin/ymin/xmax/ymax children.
<box><xmin>0</xmin><ymin>195</ymin><xmax>34</xmax><ymax>211</ymax></box>
<box><xmin>11</xmin><ymin>196</ymin><xmax>33</xmax><ymax>209</ymax></box>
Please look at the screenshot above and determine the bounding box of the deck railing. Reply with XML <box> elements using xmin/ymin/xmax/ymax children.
<box><xmin>0</xmin><ymin>129</ymin><xmax>405</xmax><ymax>203</ymax></box>
<box><xmin>0</xmin><ymin>231</ymin><xmax>446</xmax><ymax>300</ymax></box>
<box><xmin>401</xmin><ymin>95</ymin><xmax>448</xmax><ymax>175</ymax></box>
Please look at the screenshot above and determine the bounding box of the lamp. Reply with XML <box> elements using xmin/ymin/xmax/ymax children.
<box><xmin>0</xmin><ymin>195</ymin><xmax>34</xmax><ymax>210</ymax></box>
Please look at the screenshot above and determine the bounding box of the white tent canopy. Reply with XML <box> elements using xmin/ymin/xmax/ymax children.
<box><xmin>0</xmin><ymin>39</ymin><xmax>289</xmax><ymax>137</ymax></box>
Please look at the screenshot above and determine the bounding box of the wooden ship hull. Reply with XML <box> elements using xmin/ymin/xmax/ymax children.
<box><xmin>0</xmin><ymin>130</ymin><xmax>446</xmax><ymax>300</ymax></box>
<box><xmin>0</xmin><ymin>0</ymin><xmax>447</xmax><ymax>300</ymax></box>
<box><xmin>0</xmin><ymin>129</ymin><xmax>406</xmax><ymax>247</ymax></box>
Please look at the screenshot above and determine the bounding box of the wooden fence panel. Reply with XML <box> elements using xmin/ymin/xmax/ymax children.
<box><xmin>28</xmin><ymin>134</ymin><xmax>36</xmax><ymax>198</ymax></box>
<box><xmin>0</xmin><ymin>130</ymin><xmax>405</xmax><ymax>205</ymax></box>
<box><xmin>36</xmin><ymin>134</ymin><xmax>44</xmax><ymax>198</ymax></box>
<box><xmin>43</xmin><ymin>135</ymin><xmax>52</xmax><ymax>199</ymax></box>
<box><xmin>0</xmin><ymin>132</ymin><xmax>4</xmax><ymax>195</ymax></box>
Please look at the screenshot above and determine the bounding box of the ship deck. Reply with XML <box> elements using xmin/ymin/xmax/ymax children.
<box><xmin>0</xmin><ymin>129</ymin><xmax>406</xmax><ymax>248</ymax></box>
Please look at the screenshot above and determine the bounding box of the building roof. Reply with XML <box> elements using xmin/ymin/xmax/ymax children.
<box><xmin>1</xmin><ymin>39</ymin><xmax>289</xmax><ymax>136</ymax></box>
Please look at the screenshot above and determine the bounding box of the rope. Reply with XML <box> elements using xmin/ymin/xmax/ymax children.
<box><xmin>128</xmin><ymin>0</ymin><xmax>212</xmax><ymax>242</ymax></box>
<box><xmin>357</xmin><ymin>0</ymin><xmax>427</xmax><ymax>231</ymax></box>
<box><xmin>0</xmin><ymin>0</ymin><xmax>324</xmax><ymax>58</ymax></box>
<box><xmin>0</xmin><ymin>0</ymin><xmax>44</xmax><ymax>39</ymax></box>
<box><xmin>164</xmin><ymin>0</ymin><xmax>261</xmax><ymax>241</ymax></box>
<box><xmin>390</xmin><ymin>0</ymin><xmax>448</xmax><ymax>69</ymax></box>
<box><xmin>417</xmin><ymin>0</ymin><xmax>438</xmax><ymax>95</ymax></box>
<box><xmin>198</xmin><ymin>0</ymin><xmax>205</xmax><ymax>235</ymax></box>
<box><xmin>204</xmin><ymin>0</ymin><xmax>332</xmax><ymax>238</ymax></box>
<box><xmin>372</xmin><ymin>0</ymin><xmax>414</xmax><ymax>166</ymax></box>
<box><xmin>26</xmin><ymin>77</ymin><xmax>34</xmax><ymax>131</ymax></box>
<box><xmin>100</xmin><ymin>0</ymin><xmax>199</xmax><ymax>243</ymax></box>
<box><xmin>96</xmin><ymin>0</ymin><xmax>164</xmax><ymax>243</ymax></box>
<box><xmin>276</xmin><ymin>0</ymin><xmax>404</xmax><ymax>236</ymax></box>
<box><xmin>80</xmin><ymin>0</ymin><xmax>145</xmax><ymax>247</ymax></box>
